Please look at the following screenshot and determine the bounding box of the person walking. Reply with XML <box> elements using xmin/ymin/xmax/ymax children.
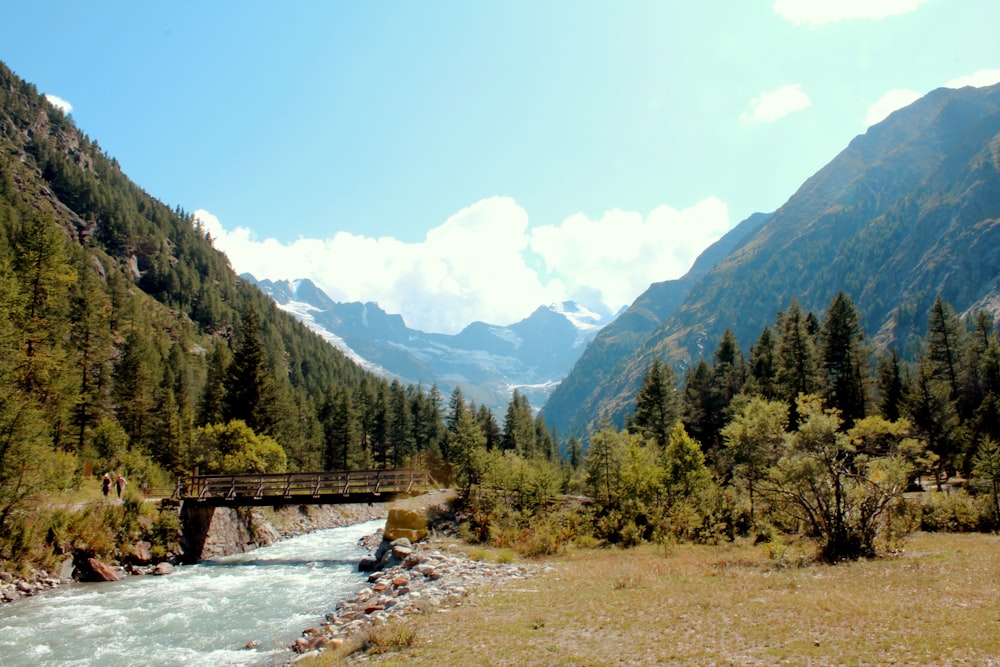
<box><xmin>115</xmin><ymin>472</ymin><xmax>127</xmax><ymax>499</ymax></box>
<box><xmin>101</xmin><ymin>473</ymin><xmax>112</xmax><ymax>499</ymax></box>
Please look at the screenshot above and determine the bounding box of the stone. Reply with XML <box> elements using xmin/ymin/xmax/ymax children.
<box><xmin>132</xmin><ymin>541</ymin><xmax>153</xmax><ymax>564</ymax></box>
<box><xmin>152</xmin><ymin>562</ymin><xmax>174</xmax><ymax>576</ymax></box>
<box><xmin>58</xmin><ymin>557</ymin><xmax>75</xmax><ymax>581</ymax></box>
<box><xmin>383</xmin><ymin>509</ymin><xmax>428</xmax><ymax>542</ymax></box>
<box><xmin>85</xmin><ymin>558</ymin><xmax>120</xmax><ymax>582</ymax></box>
<box><xmin>358</xmin><ymin>556</ymin><xmax>378</xmax><ymax>572</ymax></box>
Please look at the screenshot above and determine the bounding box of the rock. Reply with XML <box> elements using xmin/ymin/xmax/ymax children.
<box><xmin>384</xmin><ymin>509</ymin><xmax>428</xmax><ymax>542</ymax></box>
<box><xmin>84</xmin><ymin>558</ymin><xmax>120</xmax><ymax>582</ymax></box>
<box><xmin>152</xmin><ymin>562</ymin><xmax>174</xmax><ymax>576</ymax></box>
<box><xmin>358</xmin><ymin>556</ymin><xmax>379</xmax><ymax>572</ymax></box>
<box><xmin>59</xmin><ymin>557</ymin><xmax>75</xmax><ymax>581</ymax></box>
<box><xmin>132</xmin><ymin>541</ymin><xmax>153</xmax><ymax>565</ymax></box>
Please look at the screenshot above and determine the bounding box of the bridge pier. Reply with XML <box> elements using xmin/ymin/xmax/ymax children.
<box><xmin>178</xmin><ymin>503</ymin><xmax>279</xmax><ymax>564</ymax></box>
<box><xmin>178</xmin><ymin>503</ymin><xmax>215</xmax><ymax>564</ymax></box>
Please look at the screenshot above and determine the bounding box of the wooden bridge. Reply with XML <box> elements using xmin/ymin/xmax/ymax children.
<box><xmin>171</xmin><ymin>468</ymin><xmax>432</xmax><ymax>508</ymax></box>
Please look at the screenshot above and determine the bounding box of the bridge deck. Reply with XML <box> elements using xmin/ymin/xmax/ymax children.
<box><xmin>172</xmin><ymin>468</ymin><xmax>430</xmax><ymax>507</ymax></box>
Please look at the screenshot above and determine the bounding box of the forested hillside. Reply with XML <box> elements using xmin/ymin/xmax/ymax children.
<box><xmin>544</xmin><ymin>82</ymin><xmax>1000</xmax><ymax>436</ymax></box>
<box><xmin>0</xmin><ymin>61</ymin><xmax>453</xmax><ymax>558</ymax></box>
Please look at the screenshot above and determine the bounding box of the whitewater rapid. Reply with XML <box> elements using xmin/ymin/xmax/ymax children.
<box><xmin>0</xmin><ymin>519</ymin><xmax>383</xmax><ymax>666</ymax></box>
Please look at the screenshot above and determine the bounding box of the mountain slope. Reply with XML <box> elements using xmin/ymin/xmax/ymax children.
<box><xmin>540</xmin><ymin>211</ymin><xmax>769</xmax><ymax>436</ymax></box>
<box><xmin>543</xmin><ymin>82</ymin><xmax>1000</xmax><ymax>437</ymax></box>
<box><xmin>0</xmin><ymin>59</ymin><xmax>388</xmax><ymax>472</ymax></box>
<box><xmin>250</xmin><ymin>276</ymin><xmax>609</xmax><ymax>412</ymax></box>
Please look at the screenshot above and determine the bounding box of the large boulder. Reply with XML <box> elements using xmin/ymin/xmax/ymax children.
<box><xmin>83</xmin><ymin>558</ymin><xmax>120</xmax><ymax>582</ymax></box>
<box><xmin>383</xmin><ymin>509</ymin><xmax>427</xmax><ymax>542</ymax></box>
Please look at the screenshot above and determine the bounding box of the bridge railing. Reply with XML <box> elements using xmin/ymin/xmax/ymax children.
<box><xmin>172</xmin><ymin>468</ymin><xmax>431</xmax><ymax>503</ymax></box>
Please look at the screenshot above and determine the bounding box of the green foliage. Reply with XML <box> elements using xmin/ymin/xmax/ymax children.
<box><xmin>629</xmin><ymin>359</ymin><xmax>678</xmax><ymax>449</ymax></box>
<box><xmin>763</xmin><ymin>396</ymin><xmax>920</xmax><ymax>561</ymax></box>
<box><xmin>919</xmin><ymin>490</ymin><xmax>993</xmax><ymax>532</ymax></box>
<box><xmin>192</xmin><ymin>420</ymin><xmax>287</xmax><ymax>474</ymax></box>
<box><xmin>971</xmin><ymin>436</ymin><xmax>1000</xmax><ymax>525</ymax></box>
<box><xmin>722</xmin><ymin>396</ymin><xmax>787</xmax><ymax>521</ymax></box>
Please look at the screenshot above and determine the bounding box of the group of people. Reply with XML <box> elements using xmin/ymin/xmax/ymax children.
<box><xmin>101</xmin><ymin>471</ymin><xmax>128</xmax><ymax>500</ymax></box>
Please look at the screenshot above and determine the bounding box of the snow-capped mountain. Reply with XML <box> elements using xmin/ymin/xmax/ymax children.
<box><xmin>245</xmin><ymin>275</ymin><xmax>610</xmax><ymax>413</ymax></box>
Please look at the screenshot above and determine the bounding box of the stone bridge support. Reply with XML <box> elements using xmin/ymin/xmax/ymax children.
<box><xmin>178</xmin><ymin>503</ymin><xmax>279</xmax><ymax>564</ymax></box>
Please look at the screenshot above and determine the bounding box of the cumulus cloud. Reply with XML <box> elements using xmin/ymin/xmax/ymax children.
<box><xmin>945</xmin><ymin>69</ymin><xmax>1000</xmax><ymax>89</ymax></box>
<box><xmin>195</xmin><ymin>196</ymin><xmax>732</xmax><ymax>334</ymax></box>
<box><xmin>863</xmin><ymin>88</ymin><xmax>921</xmax><ymax>128</ymax></box>
<box><xmin>44</xmin><ymin>94</ymin><xmax>72</xmax><ymax>114</ymax></box>
<box><xmin>773</xmin><ymin>0</ymin><xmax>931</xmax><ymax>25</ymax></box>
<box><xmin>740</xmin><ymin>84</ymin><xmax>811</xmax><ymax>123</ymax></box>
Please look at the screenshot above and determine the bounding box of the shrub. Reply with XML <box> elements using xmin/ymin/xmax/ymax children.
<box><xmin>919</xmin><ymin>490</ymin><xmax>992</xmax><ymax>532</ymax></box>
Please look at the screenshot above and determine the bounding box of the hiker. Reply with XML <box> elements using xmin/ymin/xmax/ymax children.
<box><xmin>101</xmin><ymin>473</ymin><xmax>112</xmax><ymax>498</ymax></box>
<box><xmin>115</xmin><ymin>472</ymin><xmax>127</xmax><ymax>499</ymax></box>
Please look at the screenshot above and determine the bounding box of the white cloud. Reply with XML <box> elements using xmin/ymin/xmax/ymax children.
<box><xmin>864</xmin><ymin>70</ymin><xmax>1000</xmax><ymax>129</ymax></box>
<box><xmin>44</xmin><ymin>94</ymin><xmax>72</xmax><ymax>114</ymax></box>
<box><xmin>740</xmin><ymin>84</ymin><xmax>811</xmax><ymax>123</ymax></box>
<box><xmin>945</xmin><ymin>69</ymin><xmax>1000</xmax><ymax>89</ymax></box>
<box><xmin>195</xmin><ymin>196</ymin><xmax>732</xmax><ymax>335</ymax></box>
<box><xmin>774</xmin><ymin>0</ymin><xmax>931</xmax><ymax>25</ymax></box>
<box><xmin>863</xmin><ymin>88</ymin><xmax>921</xmax><ymax>128</ymax></box>
<box><xmin>528</xmin><ymin>198</ymin><xmax>731</xmax><ymax>315</ymax></box>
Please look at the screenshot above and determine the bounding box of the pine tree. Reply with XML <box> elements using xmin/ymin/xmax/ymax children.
<box><xmin>320</xmin><ymin>386</ymin><xmax>359</xmax><ymax>470</ymax></box>
<box><xmin>198</xmin><ymin>340</ymin><xmax>230</xmax><ymax>426</ymax></box>
<box><xmin>476</xmin><ymin>404</ymin><xmax>502</xmax><ymax>451</ymax></box>
<box><xmin>67</xmin><ymin>252</ymin><xmax>113</xmax><ymax>453</ymax></box>
<box><xmin>223</xmin><ymin>306</ymin><xmax>282</xmax><ymax>437</ymax></box>
<box><xmin>747</xmin><ymin>326</ymin><xmax>778</xmax><ymax>399</ymax></box>
<box><xmin>925</xmin><ymin>295</ymin><xmax>964</xmax><ymax>399</ymax></box>
<box><xmin>502</xmin><ymin>390</ymin><xmax>537</xmax><ymax>456</ymax></box>
<box><xmin>819</xmin><ymin>292</ymin><xmax>869</xmax><ymax>424</ymax></box>
<box><xmin>776</xmin><ymin>300</ymin><xmax>821</xmax><ymax>427</ymax></box>
<box><xmin>631</xmin><ymin>359</ymin><xmax>678</xmax><ymax>450</ymax></box>
<box><xmin>876</xmin><ymin>348</ymin><xmax>907</xmax><ymax>422</ymax></box>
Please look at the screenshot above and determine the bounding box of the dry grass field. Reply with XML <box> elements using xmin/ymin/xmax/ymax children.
<box><xmin>320</xmin><ymin>531</ymin><xmax>1000</xmax><ymax>666</ymax></box>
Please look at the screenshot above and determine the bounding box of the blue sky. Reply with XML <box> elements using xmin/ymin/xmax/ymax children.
<box><xmin>5</xmin><ymin>1</ymin><xmax>1000</xmax><ymax>333</ymax></box>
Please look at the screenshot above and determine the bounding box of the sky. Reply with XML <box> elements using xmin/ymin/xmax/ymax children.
<box><xmin>4</xmin><ymin>1</ymin><xmax>1000</xmax><ymax>334</ymax></box>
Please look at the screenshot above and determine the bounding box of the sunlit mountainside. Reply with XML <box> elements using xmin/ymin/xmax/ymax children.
<box><xmin>543</xmin><ymin>82</ymin><xmax>1000</xmax><ymax>437</ymax></box>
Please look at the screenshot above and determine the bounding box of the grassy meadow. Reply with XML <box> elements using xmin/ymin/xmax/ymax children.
<box><xmin>313</xmin><ymin>531</ymin><xmax>1000</xmax><ymax>666</ymax></box>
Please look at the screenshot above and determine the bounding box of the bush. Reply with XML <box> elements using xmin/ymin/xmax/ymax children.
<box><xmin>919</xmin><ymin>490</ymin><xmax>993</xmax><ymax>532</ymax></box>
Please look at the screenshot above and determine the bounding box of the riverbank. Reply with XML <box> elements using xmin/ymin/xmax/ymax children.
<box><xmin>0</xmin><ymin>490</ymin><xmax>457</xmax><ymax>606</ymax></box>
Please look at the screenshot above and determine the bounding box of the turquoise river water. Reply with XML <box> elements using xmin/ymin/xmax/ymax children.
<box><xmin>0</xmin><ymin>518</ymin><xmax>382</xmax><ymax>666</ymax></box>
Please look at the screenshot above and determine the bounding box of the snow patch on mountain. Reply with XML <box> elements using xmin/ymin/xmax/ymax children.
<box><xmin>276</xmin><ymin>299</ymin><xmax>391</xmax><ymax>377</ymax></box>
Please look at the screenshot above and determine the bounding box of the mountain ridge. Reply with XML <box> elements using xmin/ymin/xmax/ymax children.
<box><xmin>249</xmin><ymin>275</ymin><xmax>608</xmax><ymax>412</ymax></box>
<box><xmin>541</xmin><ymin>82</ymin><xmax>1000</xmax><ymax>437</ymax></box>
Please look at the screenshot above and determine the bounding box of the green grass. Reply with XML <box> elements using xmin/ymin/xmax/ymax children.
<box><xmin>308</xmin><ymin>531</ymin><xmax>1000</xmax><ymax>666</ymax></box>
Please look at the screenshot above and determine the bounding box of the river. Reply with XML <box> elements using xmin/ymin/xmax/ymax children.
<box><xmin>0</xmin><ymin>518</ymin><xmax>383</xmax><ymax>667</ymax></box>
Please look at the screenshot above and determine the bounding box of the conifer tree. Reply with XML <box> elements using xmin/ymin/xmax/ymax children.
<box><xmin>320</xmin><ymin>386</ymin><xmax>359</xmax><ymax>470</ymax></box>
<box><xmin>875</xmin><ymin>348</ymin><xmax>907</xmax><ymax>422</ymax></box>
<box><xmin>632</xmin><ymin>359</ymin><xmax>678</xmax><ymax>450</ymax></box>
<box><xmin>223</xmin><ymin>306</ymin><xmax>282</xmax><ymax>437</ymax></box>
<box><xmin>747</xmin><ymin>326</ymin><xmax>778</xmax><ymax>399</ymax></box>
<box><xmin>67</xmin><ymin>252</ymin><xmax>113</xmax><ymax>452</ymax></box>
<box><xmin>776</xmin><ymin>300</ymin><xmax>821</xmax><ymax>427</ymax></box>
<box><xmin>502</xmin><ymin>390</ymin><xmax>536</xmax><ymax>456</ymax></box>
<box><xmin>925</xmin><ymin>295</ymin><xmax>964</xmax><ymax>399</ymax></box>
<box><xmin>819</xmin><ymin>292</ymin><xmax>869</xmax><ymax>424</ymax></box>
